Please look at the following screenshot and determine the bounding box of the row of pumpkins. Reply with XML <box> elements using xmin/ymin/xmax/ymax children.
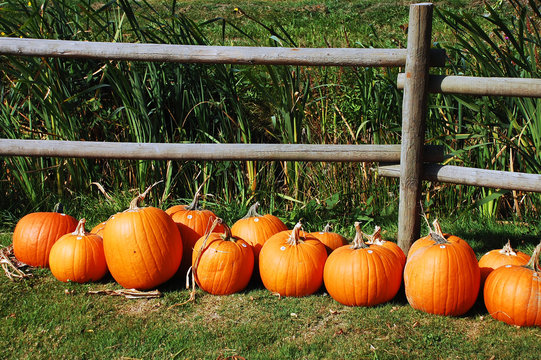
<box><xmin>10</xmin><ymin>192</ymin><xmax>541</xmax><ymax>327</ymax></box>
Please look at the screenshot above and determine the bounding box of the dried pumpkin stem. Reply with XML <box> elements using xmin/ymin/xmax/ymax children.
<box><xmin>286</xmin><ymin>222</ymin><xmax>303</xmax><ymax>246</ymax></box>
<box><xmin>499</xmin><ymin>240</ymin><xmax>517</xmax><ymax>256</ymax></box>
<box><xmin>323</xmin><ymin>223</ymin><xmax>332</xmax><ymax>233</ymax></box>
<box><xmin>72</xmin><ymin>218</ymin><xmax>87</xmax><ymax>237</ymax></box>
<box><xmin>429</xmin><ymin>219</ymin><xmax>449</xmax><ymax>244</ymax></box>
<box><xmin>351</xmin><ymin>222</ymin><xmax>369</xmax><ymax>249</ymax></box>
<box><xmin>53</xmin><ymin>202</ymin><xmax>64</xmax><ymax>213</ymax></box>
<box><xmin>242</xmin><ymin>202</ymin><xmax>262</xmax><ymax>219</ymax></box>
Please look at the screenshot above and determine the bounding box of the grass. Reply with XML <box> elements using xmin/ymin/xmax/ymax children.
<box><xmin>0</xmin><ymin>215</ymin><xmax>540</xmax><ymax>359</ymax></box>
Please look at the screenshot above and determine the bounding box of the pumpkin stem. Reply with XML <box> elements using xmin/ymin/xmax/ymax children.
<box><xmin>286</xmin><ymin>222</ymin><xmax>303</xmax><ymax>246</ymax></box>
<box><xmin>429</xmin><ymin>219</ymin><xmax>449</xmax><ymax>244</ymax></box>
<box><xmin>53</xmin><ymin>202</ymin><xmax>64</xmax><ymax>214</ymax></box>
<box><xmin>525</xmin><ymin>241</ymin><xmax>541</xmax><ymax>273</ymax></box>
<box><xmin>242</xmin><ymin>202</ymin><xmax>262</xmax><ymax>219</ymax></box>
<box><xmin>499</xmin><ymin>240</ymin><xmax>518</xmax><ymax>256</ymax></box>
<box><xmin>128</xmin><ymin>181</ymin><xmax>164</xmax><ymax>210</ymax></box>
<box><xmin>72</xmin><ymin>218</ymin><xmax>88</xmax><ymax>237</ymax></box>
<box><xmin>186</xmin><ymin>191</ymin><xmax>202</xmax><ymax>211</ymax></box>
<box><xmin>366</xmin><ymin>225</ymin><xmax>383</xmax><ymax>245</ymax></box>
<box><xmin>351</xmin><ymin>222</ymin><xmax>369</xmax><ymax>249</ymax></box>
<box><xmin>323</xmin><ymin>223</ymin><xmax>332</xmax><ymax>233</ymax></box>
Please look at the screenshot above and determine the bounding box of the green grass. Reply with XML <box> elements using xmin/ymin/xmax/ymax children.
<box><xmin>0</xmin><ymin>217</ymin><xmax>540</xmax><ymax>359</ymax></box>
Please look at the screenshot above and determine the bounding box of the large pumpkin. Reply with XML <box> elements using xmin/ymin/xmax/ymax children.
<box><xmin>231</xmin><ymin>202</ymin><xmax>287</xmax><ymax>261</ymax></box>
<box><xmin>324</xmin><ymin>222</ymin><xmax>402</xmax><ymax>306</ymax></box>
<box><xmin>365</xmin><ymin>225</ymin><xmax>406</xmax><ymax>269</ymax></box>
<box><xmin>192</xmin><ymin>219</ymin><xmax>254</xmax><ymax>295</ymax></box>
<box><xmin>404</xmin><ymin>221</ymin><xmax>480</xmax><ymax>316</ymax></box>
<box><xmin>259</xmin><ymin>222</ymin><xmax>327</xmax><ymax>297</ymax></box>
<box><xmin>102</xmin><ymin>195</ymin><xmax>183</xmax><ymax>290</ymax></box>
<box><xmin>12</xmin><ymin>203</ymin><xmax>78</xmax><ymax>268</ymax></box>
<box><xmin>483</xmin><ymin>242</ymin><xmax>541</xmax><ymax>327</ymax></box>
<box><xmin>167</xmin><ymin>192</ymin><xmax>224</xmax><ymax>278</ymax></box>
<box><xmin>309</xmin><ymin>223</ymin><xmax>347</xmax><ymax>255</ymax></box>
<box><xmin>478</xmin><ymin>240</ymin><xmax>530</xmax><ymax>286</ymax></box>
<box><xmin>49</xmin><ymin>218</ymin><xmax>107</xmax><ymax>283</ymax></box>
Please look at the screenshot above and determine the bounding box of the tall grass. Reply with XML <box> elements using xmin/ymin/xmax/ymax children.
<box><xmin>0</xmin><ymin>0</ymin><xmax>539</xmax><ymax>226</ymax></box>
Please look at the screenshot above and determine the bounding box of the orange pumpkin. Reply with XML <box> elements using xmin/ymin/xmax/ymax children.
<box><xmin>324</xmin><ymin>222</ymin><xmax>402</xmax><ymax>306</ymax></box>
<box><xmin>365</xmin><ymin>225</ymin><xmax>406</xmax><ymax>268</ymax></box>
<box><xmin>484</xmin><ymin>242</ymin><xmax>541</xmax><ymax>327</ymax></box>
<box><xmin>91</xmin><ymin>221</ymin><xmax>107</xmax><ymax>237</ymax></box>
<box><xmin>102</xmin><ymin>195</ymin><xmax>183</xmax><ymax>290</ymax></box>
<box><xmin>231</xmin><ymin>202</ymin><xmax>287</xmax><ymax>260</ymax></box>
<box><xmin>192</xmin><ymin>219</ymin><xmax>254</xmax><ymax>295</ymax></box>
<box><xmin>309</xmin><ymin>223</ymin><xmax>347</xmax><ymax>254</ymax></box>
<box><xmin>478</xmin><ymin>240</ymin><xmax>530</xmax><ymax>286</ymax></box>
<box><xmin>404</xmin><ymin>221</ymin><xmax>480</xmax><ymax>316</ymax></box>
<box><xmin>12</xmin><ymin>203</ymin><xmax>78</xmax><ymax>268</ymax></box>
<box><xmin>259</xmin><ymin>222</ymin><xmax>327</xmax><ymax>297</ymax></box>
<box><xmin>49</xmin><ymin>218</ymin><xmax>107</xmax><ymax>283</ymax></box>
<box><xmin>167</xmin><ymin>192</ymin><xmax>224</xmax><ymax>278</ymax></box>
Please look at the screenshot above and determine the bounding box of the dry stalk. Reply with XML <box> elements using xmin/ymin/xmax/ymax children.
<box><xmin>87</xmin><ymin>288</ymin><xmax>162</xmax><ymax>299</ymax></box>
<box><xmin>0</xmin><ymin>245</ymin><xmax>32</xmax><ymax>281</ymax></box>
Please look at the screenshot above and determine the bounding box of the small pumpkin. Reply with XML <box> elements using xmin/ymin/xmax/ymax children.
<box><xmin>103</xmin><ymin>194</ymin><xmax>183</xmax><ymax>290</ymax></box>
<box><xmin>231</xmin><ymin>202</ymin><xmax>287</xmax><ymax>260</ymax></box>
<box><xmin>167</xmin><ymin>191</ymin><xmax>224</xmax><ymax>278</ymax></box>
<box><xmin>49</xmin><ymin>218</ymin><xmax>107</xmax><ymax>283</ymax></box>
<box><xmin>192</xmin><ymin>219</ymin><xmax>254</xmax><ymax>295</ymax></box>
<box><xmin>478</xmin><ymin>240</ymin><xmax>530</xmax><ymax>286</ymax></box>
<box><xmin>12</xmin><ymin>203</ymin><xmax>78</xmax><ymax>268</ymax></box>
<box><xmin>259</xmin><ymin>222</ymin><xmax>327</xmax><ymax>297</ymax></box>
<box><xmin>324</xmin><ymin>222</ymin><xmax>403</xmax><ymax>306</ymax></box>
<box><xmin>364</xmin><ymin>225</ymin><xmax>406</xmax><ymax>268</ymax></box>
<box><xmin>484</xmin><ymin>242</ymin><xmax>541</xmax><ymax>327</ymax></box>
<box><xmin>309</xmin><ymin>223</ymin><xmax>347</xmax><ymax>254</ymax></box>
<box><xmin>404</xmin><ymin>220</ymin><xmax>480</xmax><ymax>316</ymax></box>
<box><xmin>91</xmin><ymin>221</ymin><xmax>107</xmax><ymax>237</ymax></box>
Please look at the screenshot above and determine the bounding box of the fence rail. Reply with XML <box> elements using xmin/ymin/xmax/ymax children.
<box><xmin>0</xmin><ymin>37</ymin><xmax>447</xmax><ymax>67</ymax></box>
<box><xmin>378</xmin><ymin>164</ymin><xmax>541</xmax><ymax>193</ymax></box>
<box><xmin>0</xmin><ymin>139</ymin><xmax>445</xmax><ymax>163</ymax></box>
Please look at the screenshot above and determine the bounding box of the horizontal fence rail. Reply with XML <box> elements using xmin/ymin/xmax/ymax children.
<box><xmin>397</xmin><ymin>73</ymin><xmax>541</xmax><ymax>97</ymax></box>
<box><xmin>0</xmin><ymin>37</ymin><xmax>446</xmax><ymax>67</ymax></box>
<box><xmin>0</xmin><ymin>139</ymin><xmax>445</xmax><ymax>163</ymax></box>
<box><xmin>378</xmin><ymin>164</ymin><xmax>541</xmax><ymax>193</ymax></box>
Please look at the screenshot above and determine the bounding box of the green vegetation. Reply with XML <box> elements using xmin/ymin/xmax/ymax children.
<box><xmin>0</xmin><ymin>0</ymin><xmax>539</xmax><ymax>228</ymax></box>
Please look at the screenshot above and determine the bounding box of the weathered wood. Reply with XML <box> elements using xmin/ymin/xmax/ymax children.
<box><xmin>397</xmin><ymin>74</ymin><xmax>541</xmax><ymax>98</ymax></box>
<box><xmin>0</xmin><ymin>37</ymin><xmax>446</xmax><ymax>67</ymax></box>
<box><xmin>0</xmin><ymin>139</ymin><xmax>445</xmax><ymax>162</ymax></box>
<box><xmin>378</xmin><ymin>164</ymin><xmax>541</xmax><ymax>193</ymax></box>
<box><xmin>397</xmin><ymin>3</ymin><xmax>434</xmax><ymax>253</ymax></box>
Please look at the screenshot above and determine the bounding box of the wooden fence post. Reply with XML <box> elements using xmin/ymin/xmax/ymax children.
<box><xmin>397</xmin><ymin>3</ymin><xmax>434</xmax><ymax>253</ymax></box>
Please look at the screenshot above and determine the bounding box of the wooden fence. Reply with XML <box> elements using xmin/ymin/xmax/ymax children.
<box><xmin>0</xmin><ymin>3</ymin><xmax>540</xmax><ymax>252</ymax></box>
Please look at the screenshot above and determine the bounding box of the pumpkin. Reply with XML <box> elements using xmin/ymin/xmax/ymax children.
<box><xmin>323</xmin><ymin>222</ymin><xmax>402</xmax><ymax>306</ymax></box>
<box><xmin>192</xmin><ymin>218</ymin><xmax>254</xmax><ymax>295</ymax></box>
<box><xmin>483</xmin><ymin>242</ymin><xmax>541</xmax><ymax>327</ymax></box>
<box><xmin>49</xmin><ymin>218</ymin><xmax>107</xmax><ymax>283</ymax></box>
<box><xmin>102</xmin><ymin>195</ymin><xmax>183</xmax><ymax>290</ymax></box>
<box><xmin>259</xmin><ymin>222</ymin><xmax>327</xmax><ymax>297</ymax></box>
<box><xmin>364</xmin><ymin>225</ymin><xmax>406</xmax><ymax>268</ymax></box>
<box><xmin>231</xmin><ymin>202</ymin><xmax>287</xmax><ymax>261</ymax></box>
<box><xmin>167</xmin><ymin>191</ymin><xmax>224</xmax><ymax>278</ymax></box>
<box><xmin>91</xmin><ymin>221</ymin><xmax>107</xmax><ymax>237</ymax></box>
<box><xmin>12</xmin><ymin>203</ymin><xmax>78</xmax><ymax>268</ymax></box>
<box><xmin>308</xmin><ymin>223</ymin><xmax>347</xmax><ymax>254</ymax></box>
<box><xmin>404</xmin><ymin>220</ymin><xmax>480</xmax><ymax>316</ymax></box>
<box><xmin>478</xmin><ymin>240</ymin><xmax>530</xmax><ymax>286</ymax></box>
